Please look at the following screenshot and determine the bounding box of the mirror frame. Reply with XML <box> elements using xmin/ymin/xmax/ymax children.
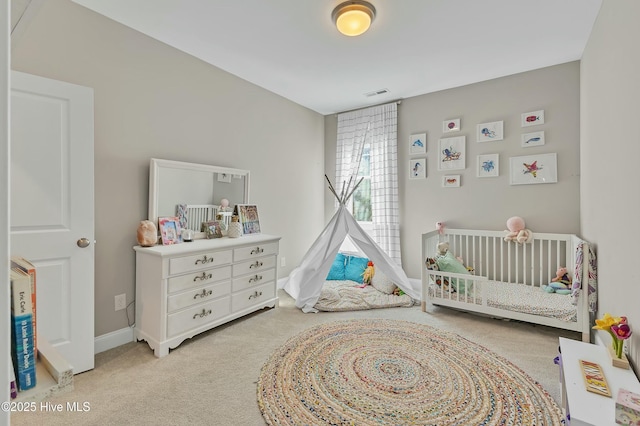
<box><xmin>148</xmin><ymin>158</ymin><xmax>250</xmax><ymax>231</ymax></box>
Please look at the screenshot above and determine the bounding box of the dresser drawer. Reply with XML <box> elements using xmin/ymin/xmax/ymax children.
<box><xmin>167</xmin><ymin>280</ymin><xmax>231</xmax><ymax>313</ymax></box>
<box><xmin>168</xmin><ymin>265</ymin><xmax>231</xmax><ymax>293</ymax></box>
<box><xmin>232</xmin><ymin>255</ymin><xmax>276</xmax><ymax>277</ymax></box>
<box><xmin>231</xmin><ymin>268</ymin><xmax>275</xmax><ymax>292</ymax></box>
<box><xmin>169</xmin><ymin>249</ymin><xmax>232</xmax><ymax>275</ymax></box>
<box><xmin>232</xmin><ymin>282</ymin><xmax>276</xmax><ymax>312</ymax></box>
<box><xmin>167</xmin><ymin>297</ymin><xmax>231</xmax><ymax>337</ymax></box>
<box><xmin>234</xmin><ymin>242</ymin><xmax>278</xmax><ymax>262</ymax></box>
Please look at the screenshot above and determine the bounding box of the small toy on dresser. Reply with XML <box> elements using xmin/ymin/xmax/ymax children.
<box><xmin>616</xmin><ymin>388</ymin><xmax>640</xmax><ymax>425</ymax></box>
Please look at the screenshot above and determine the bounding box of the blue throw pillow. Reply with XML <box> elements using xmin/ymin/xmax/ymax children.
<box><xmin>327</xmin><ymin>253</ymin><xmax>347</xmax><ymax>280</ymax></box>
<box><xmin>345</xmin><ymin>255</ymin><xmax>369</xmax><ymax>282</ymax></box>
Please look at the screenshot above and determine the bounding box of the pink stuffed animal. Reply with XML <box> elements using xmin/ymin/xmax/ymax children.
<box><xmin>504</xmin><ymin>216</ymin><xmax>533</xmax><ymax>244</ymax></box>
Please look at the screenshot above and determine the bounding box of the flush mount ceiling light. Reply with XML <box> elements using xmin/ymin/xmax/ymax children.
<box><xmin>332</xmin><ymin>1</ymin><xmax>376</xmax><ymax>37</ymax></box>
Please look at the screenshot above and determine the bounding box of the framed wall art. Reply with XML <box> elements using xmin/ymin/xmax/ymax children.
<box><xmin>442</xmin><ymin>175</ymin><xmax>461</xmax><ymax>188</ymax></box>
<box><xmin>236</xmin><ymin>204</ymin><xmax>261</xmax><ymax>234</ymax></box>
<box><xmin>509</xmin><ymin>153</ymin><xmax>557</xmax><ymax>185</ymax></box>
<box><xmin>437</xmin><ymin>136</ymin><xmax>465</xmax><ymax>171</ymax></box>
<box><xmin>477</xmin><ymin>153</ymin><xmax>499</xmax><ymax>178</ymax></box>
<box><xmin>521</xmin><ymin>110</ymin><xmax>545</xmax><ymax>127</ymax></box>
<box><xmin>159</xmin><ymin>216</ymin><xmax>182</xmax><ymax>245</ymax></box>
<box><xmin>409</xmin><ymin>133</ymin><xmax>426</xmax><ymax>155</ymax></box>
<box><xmin>442</xmin><ymin>118</ymin><xmax>460</xmax><ymax>133</ymax></box>
<box><xmin>521</xmin><ymin>131</ymin><xmax>545</xmax><ymax>147</ymax></box>
<box><xmin>409</xmin><ymin>158</ymin><xmax>426</xmax><ymax>179</ymax></box>
<box><xmin>476</xmin><ymin>120</ymin><xmax>504</xmax><ymax>142</ymax></box>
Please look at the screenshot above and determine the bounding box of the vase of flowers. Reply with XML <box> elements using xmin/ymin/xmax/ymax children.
<box><xmin>593</xmin><ymin>313</ymin><xmax>632</xmax><ymax>369</ymax></box>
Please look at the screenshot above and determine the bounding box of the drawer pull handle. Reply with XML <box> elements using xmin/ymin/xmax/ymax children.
<box><xmin>193</xmin><ymin>289</ymin><xmax>213</xmax><ymax>299</ymax></box>
<box><xmin>250</xmin><ymin>247</ymin><xmax>264</xmax><ymax>255</ymax></box>
<box><xmin>193</xmin><ymin>309</ymin><xmax>212</xmax><ymax>319</ymax></box>
<box><xmin>195</xmin><ymin>255</ymin><xmax>214</xmax><ymax>265</ymax></box>
<box><xmin>250</xmin><ymin>261</ymin><xmax>264</xmax><ymax>269</ymax></box>
<box><xmin>193</xmin><ymin>272</ymin><xmax>212</xmax><ymax>282</ymax></box>
<box><xmin>248</xmin><ymin>274</ymin><xmax>263</xmax><ymax>283</ymax></box>
<box><xmin>248</xmin><ymin>290</ymin><xmax>263</xmax><ymax>300</ymax></box>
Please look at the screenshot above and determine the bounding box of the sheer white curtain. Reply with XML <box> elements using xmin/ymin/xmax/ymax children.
<box><xmin>336</xmin><ymin>102</ymin><xmax>401</xmax><ymax>264</ymax></box>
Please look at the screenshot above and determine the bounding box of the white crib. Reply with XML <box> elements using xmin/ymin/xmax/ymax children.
<box><xmin>421</xmin><ymin>228</ymin><xmax>592</xmax><ymax>342</ymax></box>
<box><xmin>182</xmin><ymin>204</ymin><xmax>233</xmax><ymax>233</ymax></box>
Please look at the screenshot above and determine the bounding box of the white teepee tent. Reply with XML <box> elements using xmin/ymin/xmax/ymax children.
<box><xmin>283</xmin><ymin>175</ymin><xmax>418</xmax><ymax>312</ymax></box>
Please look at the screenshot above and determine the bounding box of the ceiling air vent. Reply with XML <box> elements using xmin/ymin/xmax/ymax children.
<box><xmin>364</xmin><ymin>88</ymin><xmax>389</xmax><ymax>97</ymax></box>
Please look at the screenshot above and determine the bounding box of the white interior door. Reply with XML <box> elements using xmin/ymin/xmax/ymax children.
<box><xmin>10</xmin><ymin>70</ymin><xmax>95</xmax><ymax>374</ymax></box>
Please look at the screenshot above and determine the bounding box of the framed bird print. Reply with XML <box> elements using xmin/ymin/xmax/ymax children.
<box><xmin>509</xmin><ymin>153</ymin><xmax>557</xmax><ymax>185</ymax></box>
<box><xmin>409</xmin><ymin>133</ymin><xmax>426</xmax><ymax>155</ymax></box>
<box><xmin>437</xmin><ymin>136</ymin><xmax>465</xmax><ymax>171</ymax></box>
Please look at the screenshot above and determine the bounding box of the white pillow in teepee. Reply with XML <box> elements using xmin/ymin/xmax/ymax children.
<box><xmin>371</xmin><ymin>268</ymin><xmax>397</xmax><ymax>294</ymax></box>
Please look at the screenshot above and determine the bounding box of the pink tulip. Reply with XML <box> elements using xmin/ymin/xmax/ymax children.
<box><xmin>612</xmin><ymin>324</ymin><xmax>632</xmax><ymax>340</ymax></box>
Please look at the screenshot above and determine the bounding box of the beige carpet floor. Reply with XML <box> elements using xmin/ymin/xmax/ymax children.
<box><xmin>11</xmin><ymin>290</ymin><xmax>579</xmax><ymax>425</ymax></box>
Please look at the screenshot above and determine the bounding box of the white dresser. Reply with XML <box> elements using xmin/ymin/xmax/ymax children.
<box><xmin>134</xmin><ymin>234</ymin><xmax>280</xmax><ymax>357</ymax></box>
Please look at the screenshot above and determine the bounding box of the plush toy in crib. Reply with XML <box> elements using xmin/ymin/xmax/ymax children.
<box><xmin>436</xmin><ymin>242</ymin><xmax>474</xmax><ymax>273</ymax></box>
<box><xmin>425</xmin><ymin>257</ymin><xmax>452</xmax><ymax>291</ymax></box>
<box><xmin>504</xmin><ymin>216</ymin><xmax>533</xmax><ymax>244</ymax></box>
<box><xmin>436</xmin><ymin>222</ymin><xmax>446</xmax><ymax>235</ymax></box>
<box><xmin>437</xmin><ymin>242</ymin><xmax>450</xmax><ymax>256</ymax></box>
<box><xmin>543</xmin><ymin>267</ymin><xmax>572</xmax><ymax>294</ymax></box>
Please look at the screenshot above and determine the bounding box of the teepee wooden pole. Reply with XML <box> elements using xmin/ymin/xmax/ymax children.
<box><xmin>325</xmin><ymin>175</ymin><xmax>340</xmax><ymax>201</ymax></box>
<box><xmin>344</xmin><ymin>177</ymin><xmax>364</xmax><ymax>203</ymax></box>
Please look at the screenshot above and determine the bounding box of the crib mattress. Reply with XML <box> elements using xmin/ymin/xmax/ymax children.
<box><xmin>429</xmin><ymin>280</ymin><xmax>577</xmax><ymax>322</ymax></box>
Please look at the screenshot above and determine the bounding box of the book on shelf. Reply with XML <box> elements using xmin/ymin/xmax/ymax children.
<box><xmin>11</xmin><ymin>256</ymin><xmax>37</xmax><ymax>358</ymax></box>
<box><xmin>10</xmin><ymin>358</ymin><xmax>17</xmax><ymax>399</ymax></box>
<box><xmin>10</xmin><ymin>268</ymin><xmax>37</xmax><ymax>392</ymax></box>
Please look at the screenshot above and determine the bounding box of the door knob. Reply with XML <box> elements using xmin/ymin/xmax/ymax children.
<box><xmin>77</xmin><ymin>238</ymin><xmax>90</xmax><ymax>248</ymax></box>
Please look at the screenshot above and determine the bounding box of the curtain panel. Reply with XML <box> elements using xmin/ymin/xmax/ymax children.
<box><xmin>335</xmin><ymin>102</ymin><xmax>401</xmax><ymax>265</ymax></box>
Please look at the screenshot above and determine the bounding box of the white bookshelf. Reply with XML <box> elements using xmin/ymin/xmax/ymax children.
<box><xmin>559</xmin><ymin>337</ymin><xmax>640</xmax><ymax>425</ymax></box>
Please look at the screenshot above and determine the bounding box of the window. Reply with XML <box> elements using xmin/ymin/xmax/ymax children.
<box><xmin>352</xmin><ymin>144</ymin><xmax>372</xmax><ymax>222</ymax></box>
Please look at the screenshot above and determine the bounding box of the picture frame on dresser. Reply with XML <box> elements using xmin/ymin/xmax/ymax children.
<box><xmin>201</xmin><ymin>220</ymin><xmax>223</xmax><ymax>239</ymax></box>
<box><xmin>236</xmin><ymin>204</ymin><xmax>261</xmax><ymax>235</ymax></box>
<box><xmin>158</xmin><ymin>217</ymin><xmax>182</xmax><ymax>245</ymax></box>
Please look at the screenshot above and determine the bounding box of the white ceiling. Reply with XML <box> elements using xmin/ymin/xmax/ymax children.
<box><xmin>71</xmin><ymin>0</ymin><xmax>602</xmax><ymax>115</ymax></box>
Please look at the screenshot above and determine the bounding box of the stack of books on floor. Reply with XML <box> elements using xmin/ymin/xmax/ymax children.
<box><xmin>9</xmin><ymin>256</ymin><xmax>37</xmax><ymax>398</ymax></box>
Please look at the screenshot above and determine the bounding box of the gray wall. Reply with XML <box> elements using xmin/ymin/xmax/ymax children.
<box><xmin>11</xmin><ymin>0</ymin><xmax>326</xmax><ymax>337</ymax></box>
<box><xmin>581</xmin><ymin>0</ymin><xmax>640</xmax><ymax>370</ymax></box>
<box><xmin>326</xmin><ymin>62</ymin><xmax>581</xmax><ymax>280</ymax></box>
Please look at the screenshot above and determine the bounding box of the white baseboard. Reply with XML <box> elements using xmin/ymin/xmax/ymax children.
<box><xmin>94</xmin><ymin>326</ymin><xmax>135</xmax><ymax>354</ymax></box>
<box><xmin>277</xmin><ymin>276</ymin><xmax>288</xmax><ymax>289</ymax></box>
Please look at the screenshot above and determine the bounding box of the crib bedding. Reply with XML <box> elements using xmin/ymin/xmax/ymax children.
<box><xmin>315</xmin><ymin>280</ymin><xmax>415</xmax><ymax>312</ymax></box>
<box><xmin>429</xmin><ymin>280</ymin><xmax>577</xmax><ymax>322</ymax></box>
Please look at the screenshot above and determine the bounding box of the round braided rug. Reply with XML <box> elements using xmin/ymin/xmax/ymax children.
<box><xmin>257</xmin><ymin>319</ymin><xmax>562</xmax><ymax>425</ymax></box>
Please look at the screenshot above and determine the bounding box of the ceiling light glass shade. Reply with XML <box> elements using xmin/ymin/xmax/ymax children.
<box><xmin>332</xmin><ymin>1</ymin><xmax>376</xmax><ymax>37</ymax></box>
